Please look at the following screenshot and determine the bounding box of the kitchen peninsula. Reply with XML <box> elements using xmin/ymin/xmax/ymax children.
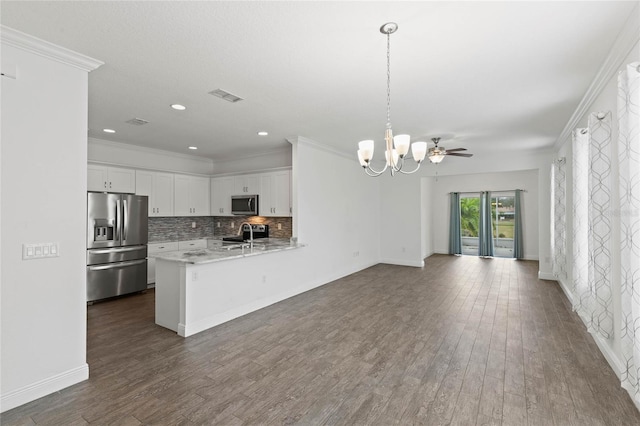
<box><xmin>152</xmin><ymin>238</ymin><xmax>304</xmax><ymax>337</ymax></box>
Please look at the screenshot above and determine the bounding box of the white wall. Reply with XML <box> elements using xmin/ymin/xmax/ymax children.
<box><xmin>430</xmin><ymin>169</ymin><xmax>540</xmax><ymax>261</ymax></box>
<box><xmin>291</xmin><ymin>137</ymin><xmax>380</xmax><ymax>278</ymax></box>
<box><xmin>421</xmin><ymin>177</ymin><xmax>434</xmax><ymax>259</ymax></box>
<box><xmin>1</xmin><ymin>29</ymin><xmax>101</xmax><ymax>412</ymax></box>
<box><xmin>378</xmin><ymin>175</ymin><xmax>425</xmax><ymax>267</ymax></box>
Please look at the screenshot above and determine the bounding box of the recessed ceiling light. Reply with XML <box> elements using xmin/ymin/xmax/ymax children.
<box><xmin>103</xmin><ymin>128</ymin><xmax>116</xmax><ymax>133</ymax></box>
<box><xmin>257</xmin><ymin>131</ymin><xmax>268</xmax><ymax>136</ymax></box>
<box><xmin>171</xmin><ymin>104</ymin><xmax>186</xmax><ymax>111</ymax></box>
<box><xmin>188</xmin><ymin>146</ymin><xmax>198</xmax><ymax>150</ymax></box>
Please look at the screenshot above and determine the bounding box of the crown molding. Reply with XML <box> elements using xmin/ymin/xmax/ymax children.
<box><xmin>88</xmin><ymin>137</ymin><xmax>214</xmax><ymax>165</ymax></box>
<box><xmin>1</xmin><ymin>25</ymin><xmax>103</xmax><ymax>72</ymax></box>
<box><xmin>287</xmin><ymin>136</ymin><xmax>354</xmax><ymax>161</ymax></box>
<box><xmin>554</xmin><ymin>3</ymin><xmax>640</xmax><ymax>150</ymax></box>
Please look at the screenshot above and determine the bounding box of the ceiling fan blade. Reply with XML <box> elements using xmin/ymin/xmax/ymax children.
<box><xmin>445</xmin><ymin>147</ymin><xmax>467</xmax><ymax>152</ymax></box>
<box><xmin>446</xmin><ymin>153</ymin><xmax>473</xmax><ymax>158</ymax></box>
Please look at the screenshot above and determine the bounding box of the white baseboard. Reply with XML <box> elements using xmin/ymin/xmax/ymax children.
<box><xmin>380</xmin><ymin>258</ymin><xmax>425</xmax><ymax>268</ymax></box>
<box><xmin>0</xmin><ymin>364</ymin><xmax>89</xmax><ymax>413</ymax></box>
<box><xmin>555</xmin><ymin>276</ymin><xmax>574</xmax><ymax>305</ymax></box>
<box><xmin>591</xmin><ymin>331</ymin><xmax>624</xmax><ymax>380</ymax></box>
<box><xmin>538</xmin><ymin>271</ymin><xmax>556</xmax><ymax>280</ymax></box>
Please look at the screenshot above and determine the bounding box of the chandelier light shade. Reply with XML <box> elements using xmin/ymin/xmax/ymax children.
<box><xmin>357</xmin><ymin>22</ymin><xmax>426</xmax><ymax>177</ymax></box>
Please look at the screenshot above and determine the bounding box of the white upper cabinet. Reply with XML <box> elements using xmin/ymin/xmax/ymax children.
<box><xmin>88</xmin><ymin>164</ymin><xmax>136</xmax><ymax>193</ymax></box>
<box><xmin>233</xmin><ymin>174</ymin><xmax>259</xmax><ymax>195</ymax></box>
<box><xmin>135</xmin><ymin>170</ymin><xmax>174</xmax><ymax>217</ymax></box>
<box><xmin>211</xmin><ymin>176</ymin><xmax>234</xmax><ymax>216</ymax></box>
<box><xmin>174</xmin><ymin>174</ymin><xmax>210</xmax><ymax>216</ymax></box>
<box><xmin>260</xmin><ymin>170</ymin><xmax>291</xmax><ymax>217</ymax></box>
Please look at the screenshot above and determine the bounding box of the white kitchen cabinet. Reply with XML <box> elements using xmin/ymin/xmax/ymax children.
<box><xmin>88</xmin><ymin>164</ymin><xmax>136</xmax><ymax>193</ymax></box>
<box><xmin>147</xmin><ymin>241</ymin><xmax>179</xmax><ymax>285</ymax></box>
<box><xmin>233</xmin><ymin>174</ymin><xmax>259</xmax><ymax>195</ymax></box>
<box><xmin>260</xmin><ymin>170</ymin><xmax>291</xmax><ymax>217</ymax></box>
<box><xmin>211</xmin><ymin>176</ymin><xmax>234</xmax><ymax>216</ymax></box>
<box><xmin>174</xmin><ymin>174</ymin><xmax>210</xmax><ymax>216</ymax></box>
<box><xmin>136</xmin><ymin>170</ymin><xmax>174</xmax><ymax>216</ymax></box>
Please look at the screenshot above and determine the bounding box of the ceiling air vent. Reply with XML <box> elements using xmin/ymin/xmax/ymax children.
<box><xmin>126</xmin><ymin>117</ymin><xmax>149</xmax><ymax>126</ymax></box>
<box><xmin>208</xmin><ymin>89</ymin><xmax>243</xmax><ymax>103</ymax></box>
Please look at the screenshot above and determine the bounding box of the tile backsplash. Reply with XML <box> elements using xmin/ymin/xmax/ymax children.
<box><xmin>149</xmin><ymin>216</ymin><xmax>292</xmax><ymax>242</ymax></box>
<box><xmin>211</xmin><ymin>216</ymin><xmax>292</xmax><ymax>239</ymax></box>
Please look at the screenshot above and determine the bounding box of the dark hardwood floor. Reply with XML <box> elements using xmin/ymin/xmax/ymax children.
<box><xmin>3</xmin><ymin>255</ymin><xmax>640</xmax><ymax>425</ymax></box>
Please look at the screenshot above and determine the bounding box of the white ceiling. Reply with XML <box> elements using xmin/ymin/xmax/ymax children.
<box><xmin>1</xmin><ymin>1</ymin><xmax>635</xmax><ymax>162</ymax></box>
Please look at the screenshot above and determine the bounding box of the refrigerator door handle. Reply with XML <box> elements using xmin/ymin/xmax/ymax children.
<box><xmin>88</xmin><ymin>259</ymin><xmax>146</xmax><ymax>271</ymax></box>
<box><xmin>115</xmin><ymin>198</ymin><xmax>122</xmax><ymax>242</ymax></box>
<box><xmin>123</xmin><ymin>199</ymin><xmax>128</xmax><ymax>241</ymax></box>
<box><xmin>89</xmin><ymin>245</ymin><xmax>146</xmax><ymax>254</ymax></box>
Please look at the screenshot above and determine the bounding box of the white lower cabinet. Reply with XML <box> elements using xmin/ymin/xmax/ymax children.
<box><xmin>147</xmin><ymin>242</ymin><xmax>179</xmax><ymax>285</ymax></box>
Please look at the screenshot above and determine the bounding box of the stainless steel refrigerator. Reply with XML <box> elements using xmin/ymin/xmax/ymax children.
<box><xmin>87</xmin><ymin>192</ymin><xmax>148</xmax><ymax>302</ymax></box>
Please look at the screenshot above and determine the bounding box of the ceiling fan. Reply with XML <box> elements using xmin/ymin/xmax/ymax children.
<box><xmin>428</xmin><ymin>137</ymin><xmax>473</xmax><ymax>164</ymax></box>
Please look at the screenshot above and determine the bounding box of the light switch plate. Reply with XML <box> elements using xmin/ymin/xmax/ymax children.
<box><xmin>23</xmin><ymin>243</ymin><xmax>59</xmax><ymax>260</ymax></box>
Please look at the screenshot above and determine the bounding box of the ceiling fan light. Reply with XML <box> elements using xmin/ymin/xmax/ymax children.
<box><xmin>429</xmin><ymin>152</ymin><xmax>446</xmax><ymax>164</ymax></box>
<box><xmin>358</xmin><ymin>140</ymin><xmax>374</xmax><ymax>161</ymax></box>
<box><xmin>411</xmin><ymin>141</ymin><xmax>427</xmax><ymax>162</ymax></box>
<box><xmin>394</xmin><ymin>134</ymin><xmax>410</xmax><ymax>156</ymax></box>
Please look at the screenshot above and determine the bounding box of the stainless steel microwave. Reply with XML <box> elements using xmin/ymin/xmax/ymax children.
<box><xmin>231</xmin><ymin>195</ymin><xmax>259</xmax><ymax>215</ymax></box>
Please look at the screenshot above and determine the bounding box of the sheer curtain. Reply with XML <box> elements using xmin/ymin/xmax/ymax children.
<box><xmin>572</xmin><ymin>128</ymin><xmax>590</xmax><ymax>319</ymax></box>
<box><xmin>550</xmin><ymin>160</ymin><xmax>566</xmax><ymax>274</ymax></box>
<box><xmin>588</xmin><ymin>111</ymin><xmax>613</xmax><ymax>338</ymax></box>
<box><xmin>449</xmin><ymin>192</ymin><xmax>462</xmax><ymax>255</ymax></box>
<box><xmin>572</xmin><ymin>112</ymin><xmax>614</xmax><ymax>339</ymax></box>
<box><xmin>513</xmin><ymin>189</ymin><xmax>524</xmax><ymax>260</ymax></box>
<box><xmin>478</xmin><ymin>191</ymin><xmax>494</xmax><ymax>257</ymax></box>
<box><xmin>618</xmin><ymin>62</ymin><xmax>640</xmax><ymax>402</ymax></box>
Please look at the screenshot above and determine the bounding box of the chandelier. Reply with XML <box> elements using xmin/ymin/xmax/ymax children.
<box><xmin>357</xmin><ymin>22</ymin><xmax>427</xmax><ymax>177</ymax></box>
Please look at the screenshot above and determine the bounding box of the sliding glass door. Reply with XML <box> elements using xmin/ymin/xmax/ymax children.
<box><xmin>491</xmin><ymin>193</ymin><xmax>515</xmax><ymax>258</ymax></box>
<box><xmin>457</xmin><ymin>192</ymin><xmax>516</xmax><ymax>257</ymax></box>
<box><xmin>460</xmin><ymin>195</ymin><xmax>480</xmax><ymax>255</ymax></box>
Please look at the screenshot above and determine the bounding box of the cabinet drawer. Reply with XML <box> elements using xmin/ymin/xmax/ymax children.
<box><xmin>178</xmin><ymin>240</ymin><xmax>207</xmax><ymax>250</ymax></box>
<box><xmin>148</xmin><ymin>242</ymin><xmax>179</xmax><ymax>253</ymax></box>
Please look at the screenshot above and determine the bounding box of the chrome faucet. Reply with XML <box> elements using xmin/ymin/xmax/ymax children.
<box><xmin>238</xmin><ymin>222</ymin><xmax>254</xmax><ymax>251</ymax></box>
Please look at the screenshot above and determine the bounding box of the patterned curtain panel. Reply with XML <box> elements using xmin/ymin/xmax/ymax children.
<box><xmin>572</xmin><ymin>128</ymin><xmax>591</xmax><ymax>321</ymax></box>
<box><xmin>478</xmin><ymin>191</ymin><xmax>494</xmax><ymax>257</ymax></box>
<box><xmin>513</xmin><ymin>189</ymin><xmax>524</xmax><ymax>259</ymax></box>
<box><xmin>550</xmin><ymin>160</ymin><xmax>567</xmax><ymax>275</ymax></box>
<box><xmin>618</xmin><ymin>63</ymin><xmax>640</xmax><ymax>402</ymax></box>
<box><xmin>588</xmin><ymin>111</ymin><xmax>613</xmax><ymax>338</ymax></box>
<box><xmin>449</xmin><ymin>192</ymin><xmax>462</xmax><ymax>255</ymax></box>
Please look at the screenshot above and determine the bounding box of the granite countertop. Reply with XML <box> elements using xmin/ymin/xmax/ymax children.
<box><xmin>149</xmin><ymin>238</ymin><xmax>303</xmax><ymax>264</ymax></box>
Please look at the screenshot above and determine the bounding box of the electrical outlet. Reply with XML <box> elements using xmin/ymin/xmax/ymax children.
<box><xmin>192</xmin><ymin>271</ymin><xmax>198</xmax><ymax>281</ymax></box>
<box><xmin>262</xmin><ymin>275</ymin><xmax>267</xmax><ymax>283</ymax></box>
<box><xmin>231</xmin><ymin>222</ymin><xmax>235</xmax><ymax>228</ymax></box>
<box><xmin>192</xmin><ymin>222</ymin><xmax>196</xmax><ymax>228</ymax></box>
<box><xmin>277</xmin><ymin>223</ymin><xmax>282</xmax><ymax>230</ymax></box>
<box><xmin>217</xmin><ymin>222</ymin><xmax>221</xmax><ymax>228</ymax></box>
<box><xmin>401</xmin><ymin>247</ymin><xmax>406</xmax><ymax>253</ymax></box>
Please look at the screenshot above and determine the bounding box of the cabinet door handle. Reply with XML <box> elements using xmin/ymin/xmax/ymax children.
<box><xmin>109</xmin><ymin>182</ymin><xmax>112</xmax><ymax>189</ymax></box>
<box><xmin>104</xmin><ymin>181</ymin><xmax>107</xmax><ymax>189</ymax></box>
